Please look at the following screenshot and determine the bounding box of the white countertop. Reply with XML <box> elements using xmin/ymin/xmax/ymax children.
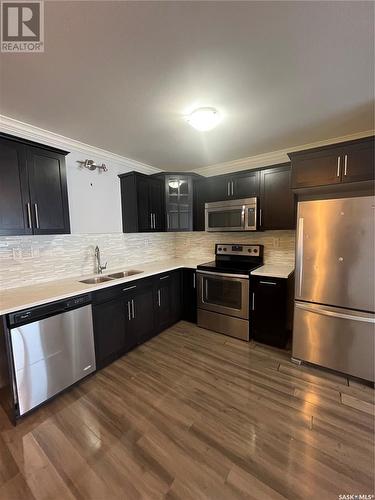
<box><xmin>0</xmin><ymin>258</ymin><xmax>295</xmax><ymax>315</ymax></box>
<box><xmin>251</xmin><ymin>264</ymin><xmax>294</xmax><ymax>279</ymax></box>
<box><xmin>0</xmin><ymin>259</ymin><xmax>203</xmax><ymax>316</ymax></box>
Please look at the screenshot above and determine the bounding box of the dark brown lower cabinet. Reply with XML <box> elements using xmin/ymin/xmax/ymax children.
<box><xmin>124</xmin><ymin>284</ymin><xmax>155</xmax><ymax>346</ymax></box>
<box><xmin>182</xmin><ymin>268</ymin><xmax>197</xmax><ymax>323</ymax></box>
<box><xmin>93</xmin><ymin>297</ymin><xmax>127</xmax><ymax>369</ymax></box>
<box><xmin>93</xmin><ymin>271</ymin><xmax>182</xmax><ymax>368</ymax></box>
<box><xmin>250</xmin><ymin>275</ymin><xmax>294</xmax><ymax>348</ymax></box>
<box><xmin>154</xmin><ymin>271</ymin><xmax>182</xmax><ymax>333</ymax></box>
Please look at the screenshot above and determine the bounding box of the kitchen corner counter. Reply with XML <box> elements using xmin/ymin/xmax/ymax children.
<box><xmin>0</xmin><ymin>259</ymin><xmax>204</xmax><ymax>316</ymax></box>
<box><xmin>251</xmin><ymin>264</ymin><xmax>294</xmax><ymax>279</ymax></box>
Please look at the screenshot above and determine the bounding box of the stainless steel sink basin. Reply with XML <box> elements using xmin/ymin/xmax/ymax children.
<box><xmin>79</xmin><ymin>276</ymin><xmax>114</xmax><ymax>284</ymax></box>
<box><xmin>107</xmin><ymin>270</ymin><xmax>143</xmax><ymax>279</ymax></box>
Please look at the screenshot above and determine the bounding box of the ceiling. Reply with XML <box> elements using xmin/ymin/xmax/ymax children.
<box><xmin>1</xmin><ymin>1</ymin><xmax>374</xmax><ymax>171</ymax></box>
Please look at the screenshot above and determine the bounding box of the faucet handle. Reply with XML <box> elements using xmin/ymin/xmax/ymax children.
<box><xmin>102</xmin><ymin>262</ymin><xmax>107</xmax><ymax>270</ymax></box>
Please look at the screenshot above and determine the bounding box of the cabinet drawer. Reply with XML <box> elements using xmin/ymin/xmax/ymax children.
<box><xmin>93</xmin><ymin>276</ymin><xmax>153</xmax><ymax>304</ymax></box>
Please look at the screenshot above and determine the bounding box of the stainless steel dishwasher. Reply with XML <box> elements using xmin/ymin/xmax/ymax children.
<box><xmin>8</xmin><ymin>294</ymin><xmax>96</xmax><ymax>416</ymax></box>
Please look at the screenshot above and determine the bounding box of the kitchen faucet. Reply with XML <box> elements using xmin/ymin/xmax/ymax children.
<box><xmin>94</xmin><ymin>246</ymin><xmax>107</xmax><ymax>274</ymax></box>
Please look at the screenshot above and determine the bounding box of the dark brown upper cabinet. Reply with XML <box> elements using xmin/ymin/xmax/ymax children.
<box><xmin>206</xmin><ymin>170</ymin><xmax>260</xmax><ymax>202</ymax></box>
<box><xmin>289</xmin><ymin>136</ymin><xmax>374</xmax><ymax>190</ymax></box>
<box><xmin>0</xmin><ymin>134</ymin><xmax>70</xmax><ymax>236</ymax></box>
<box><xmin>119</xmin><ymin>171</ymin><xmax>165</xmax><ymax>233</ymax></box>
<box><xmin>259</xmin><ymin>164</ymin><xmax>295</xmax><ymax>230</ymax></box>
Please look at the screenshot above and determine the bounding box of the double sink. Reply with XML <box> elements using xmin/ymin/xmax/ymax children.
<box><xmin>79</xmin><ymin>269</ymin><xmax>143</xmax><ymax>285</ymax></box>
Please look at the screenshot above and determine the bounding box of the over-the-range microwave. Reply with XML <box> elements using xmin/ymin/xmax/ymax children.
<box><xmin>205</xmin><ymin>197</ymin><xmax>258</xmax><ymax>232</ymax></box>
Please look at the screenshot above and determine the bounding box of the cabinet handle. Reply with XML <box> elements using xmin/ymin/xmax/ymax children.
<box><xmin>337</xmin><ymin>156</ymin><xmax>341</xmax><ymax>177</ymax></box>
<box><xmin>153</xmin><ymin>213</ymin><xmax>156</xmax><ymax>229</ymax></box>
<box><xmin>157</xmin><ymin>289</ymin><xmax>161</xmax><ymax>307</ymax></box>
<box><xmin>160</xmin><ymin>275</ymin><xmax>170</xmax><ymax>280</ymax></box>
<box><xmin>26</xmin><ymin>203</ymin><xmax>32</xmax><ymax>228</ymax></box>
<box><xmin>344</xmin><ymin>154</ymin><xmax>348</xmax><ymax>176</ymax></box>
<box><xmin>34</xmin><ymin>203</ymin><xmax>40</xmax><ymax>229</ymax></box>
<box><xmin>231</xmin><ymin>181</ymin><xmax>234</xmax><ymax>196</ymax></box>
<box><xmin>259</xmin><ymin>281</ymin><xmax>277</xmax><ymax>285</ymax></box>
<box><xmin>193</xmin><ymin>272</ymin><xmax>196</xmax><ymax>289</ymax></box>
<box><xmin>122</xmin><ymin>285</ymin><xmax>136</xmax><ymax>292</ymax></box>
<box><xmin>227</xmin><ymin>181</ymin><xmax>230</xmax><ymax>197</ymax></box>
<box><xmin>259</xmin><ymin>208</ymin><xmax>262</xmax><ymax>227</ymax></box>
<box><xmin>167</xmin><ymin>214</ymin><xmax>170</xmax><ymax>229</ymax></box>
<box><xmin>131</xmin><ymin>299</ymin><xmax>135</xmax><ymax>319</ymax></box>
<box><xmin>150</xmin><ymin>213</ymin><xmax>153</xmax><ymax>229</ymax></box>
<box><xmin>252</xmin><ymin>292</ymin><xmax>255</xmax><ymax>310</ymax></box>
<box><xmin>127</xmin><ymin>301</ymin><xmax>131</xmax><ymax>321</ymax></box>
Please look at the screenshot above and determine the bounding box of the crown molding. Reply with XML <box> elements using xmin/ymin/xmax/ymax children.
<box><xmin>0</xmin><ymin>115</ymin><xmax>161</xmax><ymax>175</ymax></box>
<box><xmin>192</xmin><ymin>130</ymin><xmax>375</xmax><ymax>177</ymax></box>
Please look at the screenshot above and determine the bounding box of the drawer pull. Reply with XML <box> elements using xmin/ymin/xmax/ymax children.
<box><xmin>259</xmin><ymin>281</ymin><xmax>277</xmax><ymax>285</ymax></box>
<box><xmin>122</xmin><ymin>285</ymin><xmax>136</xmax><ymax>291</ymax></box>
<box><xmin>160</xmin><ymin>275</ymin><xmax>170</xmax><ymax>280</ymax></box>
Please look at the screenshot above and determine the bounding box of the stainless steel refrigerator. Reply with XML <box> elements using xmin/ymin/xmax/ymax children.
<box><xmin>293</xmin><ymin>195</ymin><xmax>375</xmax><ymax>382</ymax></box>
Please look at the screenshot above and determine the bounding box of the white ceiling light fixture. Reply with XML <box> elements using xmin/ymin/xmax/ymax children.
<box><xmin>186</xmin><ymin>107</ymin><xmax>221</xmax><ymax>131</ymax></box>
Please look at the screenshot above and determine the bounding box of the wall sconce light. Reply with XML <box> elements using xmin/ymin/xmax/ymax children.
<box><xmin>77</xmin><ymin>159</ymin><xmax>108</xmax><ymax>172</ymax></box>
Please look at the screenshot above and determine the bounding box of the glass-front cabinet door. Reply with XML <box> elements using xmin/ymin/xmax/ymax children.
<box><xmin>165</xmin><ymin>175</ymin><xmax>193</xmax><ymax>231</ymax></box>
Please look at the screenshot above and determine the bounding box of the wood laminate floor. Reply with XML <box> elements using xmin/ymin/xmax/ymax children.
<box><xmin>0</xmin><ymin>321</ymin><xmax>374</xmax><ymax>500</ymax></box>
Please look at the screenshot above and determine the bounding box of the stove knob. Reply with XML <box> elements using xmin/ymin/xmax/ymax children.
<box><xmin>253</xmin><ymin>249</ymin><xmax>258</xmax><ymax>253</ymax></box>
<box><xmin>218</xmin><ymin>247</ymin><xmax>222</xmax><ymax>251</ymax></box>
<box><xmin>248</xmin><ymin>249</ymin><xmax>251</xmax><ymax>253</ymax></box>
<box><xmin>223</xmin><ymin>248</ymin><xmax>227</xmax><ymax>251</ymax></box>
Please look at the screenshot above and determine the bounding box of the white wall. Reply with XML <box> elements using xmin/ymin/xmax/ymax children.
<box><xmin>66</xmin><ymin>150</ymin><xmax>123</xmax><ymax>234</ymax></box>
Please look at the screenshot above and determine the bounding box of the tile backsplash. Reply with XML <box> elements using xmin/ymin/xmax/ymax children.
<box><xmin>175</xmin><ymin>231</ymin><xmax>295</xmax><ymax>264</ymax></box>
<box><xmin>0</xmin><ymin>230</ymin><xmax>295</xmax><ymax>290</ymax></box>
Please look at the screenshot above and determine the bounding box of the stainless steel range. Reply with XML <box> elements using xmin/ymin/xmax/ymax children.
<box><xmin>197</xmin><ymin>243</ymin><xmax>263</xmax><ymax>341</ymax></box>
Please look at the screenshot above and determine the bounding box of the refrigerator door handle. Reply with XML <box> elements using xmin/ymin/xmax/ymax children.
<box><xmin>295</xmin><ymin>302</ymin><xmax>375</xmax><ymax>323</ymax></box>
<box><xmin>296</xmin><ymin>217</ymin><xmax>304</xmax><ymax>298</ymax></box>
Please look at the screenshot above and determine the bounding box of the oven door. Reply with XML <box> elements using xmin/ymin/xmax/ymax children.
<box><xmin>197</xmin><ymin>271</ymin><xmax>249</xmax><ymax>319</ymax></box>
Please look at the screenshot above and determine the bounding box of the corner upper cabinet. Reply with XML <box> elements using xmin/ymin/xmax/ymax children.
<box><xmin>289</xmin><ymin>136</ymin><xmax>374</xmax><ymax>190</ymax></box>
<box><xmin>0</xmin><ymin>134</ymin><xmax>70</xmax><ymax>236</ymax></box>
<box><xmin>119</xmin><ymin>172</ymin><xmax>164</xmax><ymax>232</ymax></box>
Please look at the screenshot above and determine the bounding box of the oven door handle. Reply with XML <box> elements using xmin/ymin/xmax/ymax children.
<box><xmin>197</xmin><ymin>270</ymin><xmax>249</xmax><ymax>280</ymax></box>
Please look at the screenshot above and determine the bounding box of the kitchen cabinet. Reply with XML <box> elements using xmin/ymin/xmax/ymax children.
<box><xmin>250</xmin><ymin>274</ymin><xmax>294</xmax><ymax>348</ymax></box>
<box><xmin>289</xmin><ymin>136</ymin><xmax>374</xmax><ymax>190</ymax></box>
<box><xmin>93</xmin><ymin>297</ymin><xmax>127</xmax><ymax>368</ymax></box>
<box><xmin>0</xmin><ymin>134</ymin><xmax>70</xmax><ymax>236</ymax></box>
<box><xmin>259</xmin><ymin>164</ymin><xmax>295</xmax><ymax>230</ymax></box>
<box><xmin>119</xmin><ymin>172</ymin><xmax>164</xmax><ymax>232</ymax></box>
<box><xmin>156</xmin><ymin>174</ymin><xmax>194</xmax><ymax>231</ymax></box>
<box><xmin>207</xmin><ymin>171</ymin><xmax>260</xmax><ymax>202</ymax></box>
<box><xmin>93</xmin><ymin>277</ymin><xmax>155</xmax><ymax>367</ymax></box>
<box><xmin>193</xmin><ymin>178</ymin><xmax>208</xmax><ymax>231</ymax></box>
<box><xmin>93</xmin><ymin>271</ymin><xmax>183</xmax><ymax>368</ymax></box>
<box><xmin>154</xmin><ymin>270</ymin><xmax>182</xmax><ymax>332</ymax></box>
<box><xmin>182</xmin><ymin>268</ymin><xmax>197</xmax><ymax>323</ymax></box>
<box><xmin>123</xmin><ymin>281</ymin><xmax>155</xmax><ymax>346</ymax></box>
<box><xmin>0</xmin><ymin>137</ymin><xmax>30</xmax><ymax>235</ymax></box>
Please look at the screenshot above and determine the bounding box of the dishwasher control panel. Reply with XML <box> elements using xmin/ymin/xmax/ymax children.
<box><xmin>8</xmin><ymin>294</ymin><xmax>92</xmax><ymax>327</ymax></box>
